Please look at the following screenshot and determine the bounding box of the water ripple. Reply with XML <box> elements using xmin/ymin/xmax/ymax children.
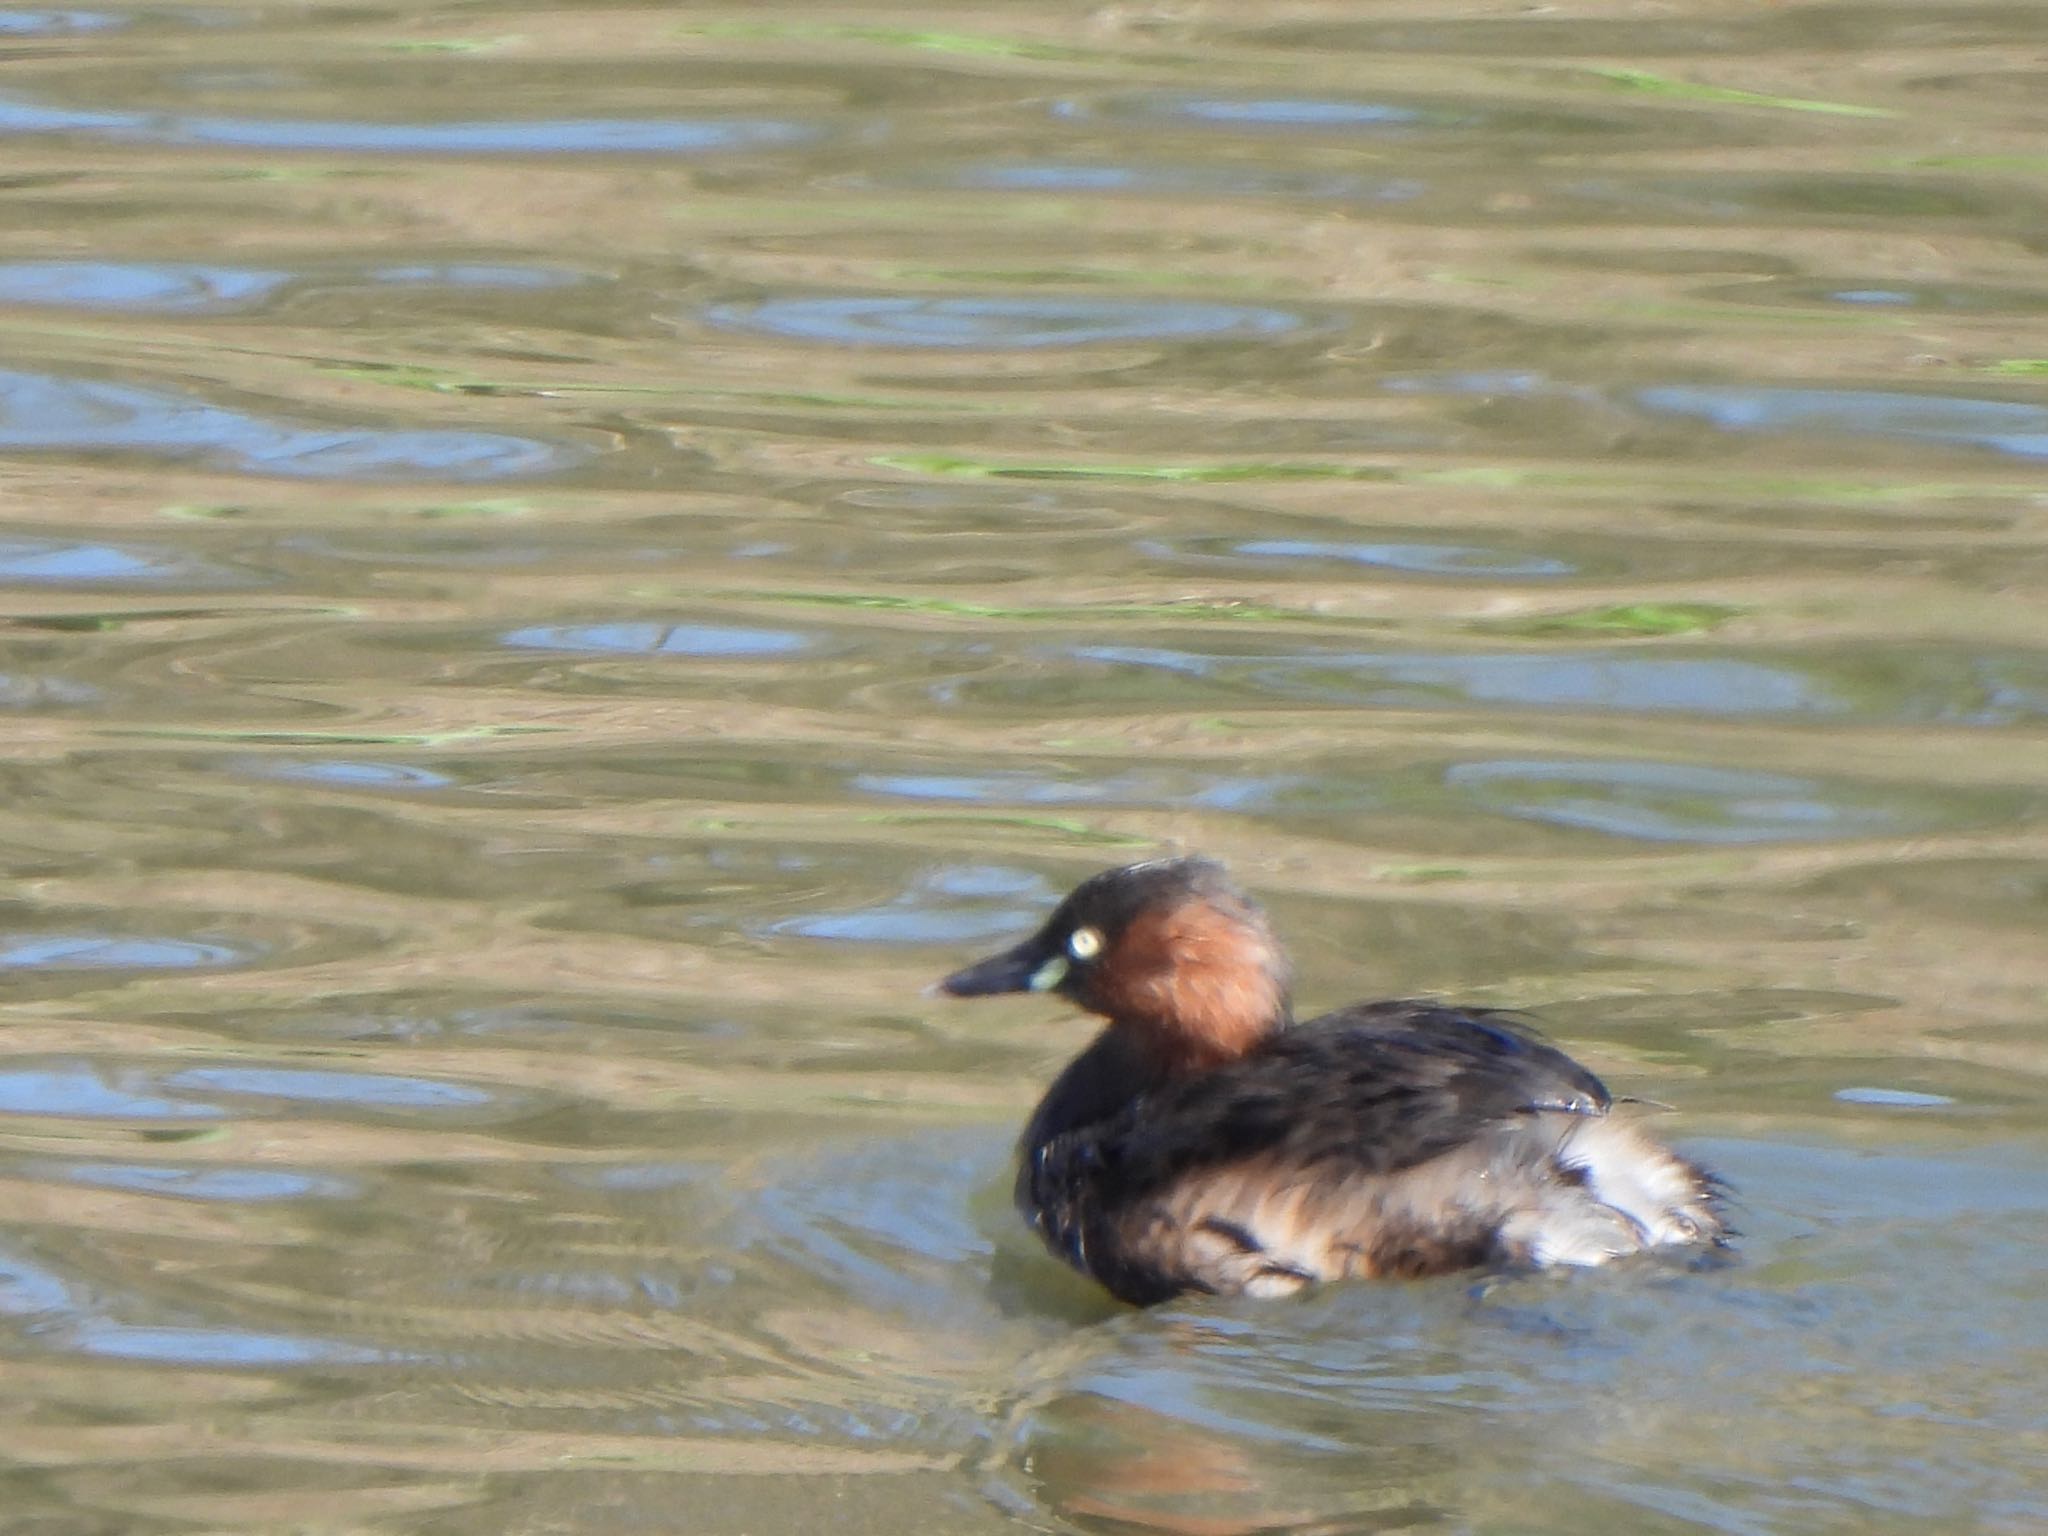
<box><xmin>6</xmin><ymin>1236</ymin><xmax>404</xmax><ymax>1383</ymax></box>
<box><xmin>163</xmin><ymin>1066</ymin><xmax>497</xmax><ymax>1111</ymax></box>
<box><xmin>0</xmin><ymin>261</ymin><xmax>287</xmax><ymax>311</ymax></box>
<box><xmin>72</xmin><ymin>1322</ymin><xmax>388</xmax><ymax>1367</ymax></box>
<box><xmin>0</xmin><ymin>1242</ymin><xmax>387</xmax><ymax>1367</ymax></box>
<box><xmin>0</xmin><ymin>258</ymin><xmax>583</xmax><ymax>313</ymax></box>
<box><xmin>228</xmin><ymin>758</ymin><xmax>456</xmax><ymax>793</ymax></box>
<box><xmin>1068</xmin><ymin>645</ymin><xmax>1842</xmax><ymax>717</ymax></box>
<box><xmin>1639</xmin><ymin>385</ymin><xmax>2048</xmax><ymax>460</ymax></box>
<box><xmin>766</xmin><ymin>865</ymin><xmax>1052</xmax><ymax>945</ymax></box>
<box><xmin>1227</xmin><ymin>538</ymin><xmax>1575</xmax><ymax>578</ymax></box>
<box><xmin>741</xmin><ymin>1131</ymin><xmax>1007</xmax><ymax>1313</ymax></box>
<box><xmin>0</xmin><ymin>367</ymin><xmax>577</xmax><ymax>480</ymax></box>
<box><xmin>946</xmin><ymin>162</ymin><xmax>1424</xmax><ymax>203</ymax></box>
<box><xmin>0</xmin><ymin>1246</ymin><xmax>76</xmax><ymax>1317</ymax></box>
<box><xmin>0</xmin><ymin>1064</ymin><xmax>221</xmax><ymax>1120</ymax></box>
<box><xmin>502</xmin><ymin>622</ymin><xmax>810</xmax><ymax>657</ymax></box>
<box><xmin>56</xmin><ymin>1163</ymin><xmax>357</xmax><ymax>1201</ymax></box>
<box><xmin>702</xmin><ymin>295</ymin><xmax>1311</xmax><ymax>348</ymax></box>
<box><xmin>1735</xmin><ymin>279</ymin><xmax>2048</xmax><ymax>314</ymax></box>
<box><xmin>1054</xmin><ymin>93</ymin><xmax>1426</xmax><ymax>131</ymax></box>
<box><xmin>0</xmin><ymin>91</ymin><xmax>815</xmax><ymax>156</ymax></box>
<box><xmin>0</xmin><ymin>536</ymin><xmax>242</xmax><ymax>586</ymax></box>
<box><xmin>852</xmin><ymin>767</ymin><xmax>1331</xmax><ymax>814</ymax></box>
<box><xmin>367</xmin><ymin>262</ymin><xmax>583</xmax><ymax>290</ymax></box>
<box><xmin>0</xmin><ymin>934</ymin><xmax>250</xmax><ymax>971</ymax></box>
<box><xmin>1446</xmin><ymin>759</ymin><xmax>1977</xmax><ymax>844</ymax></box>
<box><xmin>1835</xmin><ymin>1087</ymin><xmax>1956</xmax><ymax>1108</ymax></box>
<box><xmin>0</xmin><ymin>674</ymin><xmax>98</xmax><ymax>708</ymax></box>
<box><xmin>0</xmin><ymin>9</ymin><xmax>122</xmax><ymax>33</ymax></box>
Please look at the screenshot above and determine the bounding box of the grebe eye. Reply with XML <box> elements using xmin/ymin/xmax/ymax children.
<box><xmin>1067</xmin><ymin>926</ymin><xmax>1103</xmax><ymax>960</ymax></box>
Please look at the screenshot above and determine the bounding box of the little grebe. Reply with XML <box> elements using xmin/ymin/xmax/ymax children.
<box><xmin>938</xmin><ymin>857</ymin><xmax>1725</xmax><ymax>1305</ymax></box>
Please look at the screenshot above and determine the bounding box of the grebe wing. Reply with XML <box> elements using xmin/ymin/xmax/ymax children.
<box><xmin>1301</xmin><ymin>999</ymin><xmax>1612</xmax><ymax>1118</ymax></box>
<box><xmin>1025</xmin><ymin>1012</ymin><xmax>1689</xmax><ymax>1300</ymax></box>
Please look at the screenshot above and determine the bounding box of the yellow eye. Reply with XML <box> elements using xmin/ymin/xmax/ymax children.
<box><xmin>1067</xmin><ymin>926</ymin><xmax>1103</xmax><ymax>960</ymax></box>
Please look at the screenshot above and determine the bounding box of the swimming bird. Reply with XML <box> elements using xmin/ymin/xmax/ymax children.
<box><xmin>937</xmin><ymin>856</ymin><xmax>1725</xmax><ymax>1305</ymax></box>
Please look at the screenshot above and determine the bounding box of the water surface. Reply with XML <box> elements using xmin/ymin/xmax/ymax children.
<box><xmin>0</xmin><ymin>4</ymin><xmax>2043</xmax><ymax>1534</ymax></box>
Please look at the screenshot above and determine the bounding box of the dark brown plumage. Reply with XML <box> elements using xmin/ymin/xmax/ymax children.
<box><xmin>938</xmin><ymin>856</ymin><xmax>1725</xmax><ymax>1306</ymax></box>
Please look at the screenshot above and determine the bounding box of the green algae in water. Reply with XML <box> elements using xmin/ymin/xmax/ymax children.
<box><xmin>858</xmin><ymin>813</ymin><xmax>1149</xmax><ymax>846</ymax></box>
<box><xmin>679</xmin><ymin>22</ymin><xmax>1114</xmax><ymax>63</ymax></box>
<box><xmin>1581</xmin><ymin>67</ymin><xmax>1895</xmax><ymax>118</ymax></box>
<box><xmin>413</xmin><ymin>498</ymin><xmax>534</xmax><ymax>519</ymax></box>
<box><xmin>873</xmin><ymin>453</ymin><xmax>1392</xmax><ymax>483</ymax></box>
<box><xmin>1499</xmin><ymin>603</ymin><xmax>1744</xmax><ymax>638</ymax></box>
<box><xmin>1372</xmin><ymin>864</ymin><xmax>1472</xmax><ymax>883</ymax></box>
<box><xmin>376</xmin><ymin>35</ymin><xmax>523</xmax><ymax>53</ymax></box>
<box><xmin>735</xmin><ymin>590</ymin><xmax>1322</xmax><ymax>624</ymax></box>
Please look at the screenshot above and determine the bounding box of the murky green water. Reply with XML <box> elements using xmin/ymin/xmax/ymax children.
<box><xmin>1</xmin><ymin>2</ymin><xmax>2044</xmax><ymax>1531</ymax></box>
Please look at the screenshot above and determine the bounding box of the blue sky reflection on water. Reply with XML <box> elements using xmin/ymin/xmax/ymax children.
<box><xmin>0</xmin><ymin>369</ymin><xmax>578</xmax><ymax>480</ymax></box>
<box><xmin>0</xmin><ymin>537</ymin><xmax>241</xmax><ymax>586</ymax></box>
<box><xmin>73</xmin><ymin>1323</ymin><xmax>390</xmax><ymax>1367</ymax></box>
<box><xmin>0</xmin><ymin>258</ymin><xmax>582</xmax><ymax>312</ymax></box>
<box><xmin>703</xmin><ymin>295</ymin><xmax>1315</xmax><ymax>348</ymax></box>
<box><xmin>0</xmin><ymin>10</ymin><xmax>123</xmax><ymax>34</ymax></box>
<box><xmin>0</xmin><ymin>91</ymin><xmax>815</xmax><ymax>156</ymax></box>
<box><xmin>228</xmin><ymin>759</ymin><xmax>456</xmax><ymax>793</ymax></box>
<box><xmin>56</xmin><ymin>1163</ymin><xmax>357</xmax><ymax>1201</ymax></box>
<box><xmin>0</xmin><ymin>1066</ymin><xmax>222</xmax><ymax>1119</ymax></box>
<box><xmin>1071</xmin><ymin>645</ymin><xmax>1844</xmax><ymax>717</ymax></box>
<box><xmin>0</xmin><ymin>935</ymin><xmax>249</xmax><ymax>970</ymax></box>
<box><xmin>163</xmin><ymin>1066</ymin><xmax>497</xmax><ymax>1111</ymax></box>
<box><xmin>766</xmin><ymin>865</ymin><xmax>1054</xmax><ymax>945</ymax></box>
<box><xmin>501</xmin><ymin>622</ymin><xmax>812</xmax><ymax>658</ymax></box>
<box><xmin>1445</xmin><ymin>759</ymin><xmax>1957</xmax><ymax>844</ymax></box>
<box><xmin>0</xmin><ymin>1245</ymin><xmax>388</xmax><ymax>1368</ymax></box>
<box><xmin>1638</xmin><ymin>384</ymin><xmax>2048</xmax><ymax>460</ymax></box>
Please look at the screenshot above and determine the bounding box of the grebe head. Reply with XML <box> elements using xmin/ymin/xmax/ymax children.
<box><xmin>936</xmin><ymin>857</ymin><xmax>1291</xmax><ymax>1070</ymax></box>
